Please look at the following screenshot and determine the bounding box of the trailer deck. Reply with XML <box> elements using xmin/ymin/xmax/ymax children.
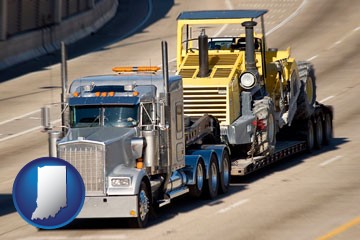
<box><xmin>231</xmin><ymin>141</ymin><xmax>307</xmax><ymax>176</ymax></box>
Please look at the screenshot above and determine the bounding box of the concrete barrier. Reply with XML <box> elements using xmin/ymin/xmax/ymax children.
<box><xmin>0</xmin><ymin>0</ymin><xmax>118</xmax><ymax>71</ymax></box>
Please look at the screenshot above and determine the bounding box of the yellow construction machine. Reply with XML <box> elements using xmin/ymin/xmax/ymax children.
<box><xmin>176</xmin><ymin>10</ymin><xmax>316</xmax><ymax>157</ymax></box>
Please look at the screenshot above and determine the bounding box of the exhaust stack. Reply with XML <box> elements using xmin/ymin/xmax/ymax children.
<box><xmin>60</xmin><ymin>41</ymin><xmax>68</xmax><ymax>133</ymax></box>
<box><xmin>198</xmin><ymin>29</ymin><xmax>209</xmax><ymax>77</ymax></box>
<box><xmin>161</xmin><ymin>41</ymin><xmax>170</xmax><ymax>106</ymax></box>
<box><xmin>161</xmin><ymin>41</ymin><xmax>172</xmax><ymax>194</ymax></box>
<box><xmin>242</xmin><ymin>21</ymin><xmax>257</xmax><ymax>71</ymax></box>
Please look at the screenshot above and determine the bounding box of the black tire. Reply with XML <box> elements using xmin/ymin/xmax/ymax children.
<box><xmin>296</xmin><ymin>62</ymin><xmax>316</xmax><ymax>119</ymax></box>
<box><xmin>219</xmin><ymin>150</ymin><xmax>231</xmax><ymax>194</ymax></box>
<box><xmin>314</xmin><ymin>116</ymin><xmax>323</xmax><ymax>149</ymax></box>
<box><xmin>189</xmin><ymin>159</ymin><xmax>206</xmax><ymax>198</ymax></box>
<box><xmin>204</xmin><ymin>154</ymin><xmax>219</xmax><ymax>199</ymax></box>
<box><xmin>323</xmin><ymin>113</ymin><xmax>333</xmax><ymax>145</ymax></box>
<box><xmin>130</xmin><ymin>181</ymin><xmax>150</xmax><ymax>228</ymax></box>
<box><xmin>306</xmin><ymin>119</ymin><xmax>315</xmax><ymax>152</ymax></box>
<box><xmin>253</xmin><ymin>96</ymin><xmax>277</xmax><ymax>156</ymax></box>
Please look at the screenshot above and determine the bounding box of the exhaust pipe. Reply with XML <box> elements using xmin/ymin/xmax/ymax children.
<box><xmin>60</xmin><ymin>42</ymin><xmax>68</xmax><ymax>133</ymax></box>
<box><xmin>161</xmin><ymin>41</ymin><xmax>169</xmax><ymax>106</ymax></box>
<box><xmin>242</xmin><ymin>21</ymin><xmax>257</xmax><ymax>71</ymax></box>
<box><xmin>198</xmin><ymin>29</ymin><xmax>209</xmax><ymax>77</ymax></box>
<box><xmin>161</xmin><ymin>41</ymin><xmax>172</xmax><ymax>194</ymax></box>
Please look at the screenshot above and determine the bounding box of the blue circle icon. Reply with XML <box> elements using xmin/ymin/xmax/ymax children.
<box><xmin>12</xmin><ymin>157</ymin><xmax>85</xmax><ymax>229</ymax></box>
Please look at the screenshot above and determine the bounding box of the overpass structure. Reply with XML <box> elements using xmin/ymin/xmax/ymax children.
<box><xmin>0</xmin><ymin>0</ymin><xmax>118</xmax><ymax>70</ymax></box>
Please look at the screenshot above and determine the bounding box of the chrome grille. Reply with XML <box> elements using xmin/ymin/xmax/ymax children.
<box><xmin>183</xmin><ymin>87</ymin><xmax>227</xmax><ymax>123</ymax></box>
<box><xmin>59</xmin><ymin>142</ymin><xmax>105</xmax><ymax>196</ymax></box>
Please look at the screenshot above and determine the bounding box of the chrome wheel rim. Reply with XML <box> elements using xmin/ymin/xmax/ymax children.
<box><xmin>210</xmin><ymin>162</ymin><xmax>217</xmax><ymax>191</ymax></box>
<box><xmin>222</xmin><ymin>156</ymin><xmax>229</xmax><ymax>187</ymax></box>
<box><xmin>196</xmin><ymin>163</ymin><xmax>204</xmax><ymax>191</ymax></box>
<box><xmin>139</xmin><ymin>189</ymin><xmax>149</xmax><ymax>221</ymax></box>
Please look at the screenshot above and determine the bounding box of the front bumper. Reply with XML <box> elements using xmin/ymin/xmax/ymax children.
<box><xmin>77</xmin><ymin>195</ymin><xmax>138</xmax><ymax>218</ymax></box>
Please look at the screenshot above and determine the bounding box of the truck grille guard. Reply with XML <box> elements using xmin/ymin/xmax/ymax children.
<box><xmin>58</xmin><ymin>141</ymin><xmax>106</xmax><ymax>196</ymax></box>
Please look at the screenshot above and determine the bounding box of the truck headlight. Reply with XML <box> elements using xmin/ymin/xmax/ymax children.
<box><xmin>240</xmin><ymin>72</ymin><xmax>256</xmax><ymax>89</ymax></box>
<box><xmin>110</xmin><ymin>177</ymin><xmax>131</xmax><ymax>187</ymax></box>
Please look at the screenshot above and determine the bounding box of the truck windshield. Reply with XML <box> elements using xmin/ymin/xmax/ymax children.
<box><xmin>70</xmin><ymin>105</ymin><xmax>139</xmax><ymax>128</ymax></box>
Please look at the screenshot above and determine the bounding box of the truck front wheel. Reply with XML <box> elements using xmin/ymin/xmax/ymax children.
<box><xmin>130</xmin><ymin>181</ymin><xmax>150</xmax><ymax>228</ymax></box>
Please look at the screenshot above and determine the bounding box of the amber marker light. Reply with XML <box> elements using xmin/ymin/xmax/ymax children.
<box><xmin>130</xmin><ymin>210</ymin><xmax>136</xmax><ymax>216</ymax></box>
<box><xmin>136</xmin><ymin>158</ymin><xmax>143</xmax><ymax>169</ymax></box>
<box><xmin>133</xmin><ymin>91</ymin><xmax>139</xmax><ymax>96</ymax></box>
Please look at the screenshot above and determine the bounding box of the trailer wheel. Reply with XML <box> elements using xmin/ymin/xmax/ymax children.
<box><xmin>204</xmin><ymin>154</ymin><xmax>219</xmax><ymax>199</ymax></box>
<box><xmin>323</xmin><ymin>113</ymin><xmax>333</xmax><ymax>145</ymax></box>
<box><xmin>189</xmin><ymin>159</ymin><xmax>205</xmax><ymax>198</ymax></box>
<box><xmin>306</xmin><ymin>119</ymin><xmax>315</xmax><ymax>152</ymax></box>
<box><xmin>314</xmin><ymin>116</ymin><xmax>323</xmax><ymax>149</ymax></box>
<box><xmin>219</xmin><ymin>150</ymin><xmax>230</xmax><ymax>194</ymax></box>
<box><xmin>130</xmin><ymin>181</ymin><xmax>150</xmax><ymax>228</ymax></box>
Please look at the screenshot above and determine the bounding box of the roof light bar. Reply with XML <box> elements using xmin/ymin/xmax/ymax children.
<box><xmin>112</xmin><ymin>66</ymin><xmax>160</xmax><ymax>73</ymax></box>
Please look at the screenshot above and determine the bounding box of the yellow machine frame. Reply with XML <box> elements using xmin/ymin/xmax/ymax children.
<box><xmin>176</xmin><ymin>10</ymin><xmax>297</xmax><ymax>125</ymax></box>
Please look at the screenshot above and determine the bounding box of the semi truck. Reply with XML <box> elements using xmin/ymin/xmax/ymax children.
<box><xmin>42</xmin><ymin>10</ymin><xmax>333</xmax><ymax>228</ymax></box>
<box><xmin>44</xmin><ymin>42</ymin><xmax>232</xmax><ymax>228</ymax></box>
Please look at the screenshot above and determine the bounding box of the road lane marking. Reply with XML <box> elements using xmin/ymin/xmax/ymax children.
<box><xmin>316</xmin><ymin>216</ymin><xmax>360</xmax><ymax>240</ymax></box>
<box><xmin>0</xmin><ymin>119</ymin><xmax>60</xmax><ymax>142</ymax></box>
<box><xmin>0</xmin><ymin>109</ymin><xmax>40</xmax><ymax>125</ymax></box>
<box><xmin>307</xmin><ymin>55</ymin><xmax>318</xmax><ymax>61</ymax></box>
<box><xmin>319</xmin><ymin>156</ymin><xmax>342</xmax><ymax>167</ymax></box>
<box><xmin>266</xmin><ymin>0</ymin><xmax>308</xmax><ymax>36</ymax></box>
<box><xmin>328</xmin><ymin>26</ymin><xmax>360</xmax><ymax>50</ymax></box>
<box><xmin>319</xmin><ymin>96</ymin><xmax>334</xmax><ymax>103</ymax></box>
<box><xmin>217</xmin><ymin>198</ymin><xmax>250</xmax><ymax>214</ymax></box>
<box><xmin>110</xmin><ymin>0</ymin><xmax>153</xmax><ymax>42</ymax></box>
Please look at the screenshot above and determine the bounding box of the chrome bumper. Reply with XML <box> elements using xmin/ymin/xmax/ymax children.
<box><xmin>77</xmin><ymin>195</ymin><xmax>138</xmax><ymax>218</ymax></box>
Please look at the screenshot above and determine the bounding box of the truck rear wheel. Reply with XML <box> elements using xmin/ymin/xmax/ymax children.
<box><xmin>323</xmin><ymin>113</ymin><xmax>333</xmax><ymax>145</ymax></box>
<box><xmin>314</xmin><ymin>116</ymin><xmax>323</xmax><ymax>149</ymax></box>
<box><xmin>204</xmin><ymin>154</ymin><xmax>219</xmax><ymax>199</ymax></box>
<box><xmin>189</xmin><ymin>159</ymin><xmax>205</xmax><ymax>198</ymax></box>
<box><xmin>130</xmin><ymin>180</ymin><xmax>150</xmax><ymax>228</ymax></box>
<box><xmin>219</xmin><ymin>150</ymin><xmax>230</xmax><ymax>194</ymax></box>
